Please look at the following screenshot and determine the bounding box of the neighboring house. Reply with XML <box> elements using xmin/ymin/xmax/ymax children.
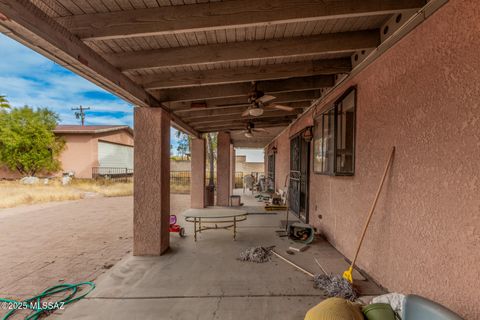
<box><xmin>235</xmin><ymin>155</ymin><xmax>263</xmax><ymax>175</ymax></box>
<box><xmin>0</xmin><ymin>125</ymin><xmax>134</xmax><ymax>179</ymax></box>
<box><xmin>169</xmin><ymin>155</ymin><xmax>263</xmax><ymax>176</ymax></box>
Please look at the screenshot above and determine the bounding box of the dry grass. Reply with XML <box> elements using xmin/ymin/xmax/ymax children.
<box><xmin>71</xmin><ymin>179</ymin><xmax>133</xmax><ymax>197</ymax></box>
<box><xmin>0</xmin><ymin>179</ymin><xmax>134</xmax><ymax>209</ymax></box>
<box><xmin>0</xmin><ymin>180</ymin><xmax>83</xmax><ymax>209</ymax></box>
<box><xmin>0</xmin><ymin>177</ymin><xmax>193</xmax><ymax>209</ymax></box>
<box><xmin>171</xmin><ymin>183</ymin><xmax>190</xmax><ymax>194</ymax></box>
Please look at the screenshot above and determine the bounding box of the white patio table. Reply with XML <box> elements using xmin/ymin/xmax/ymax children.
<box><xmin>183</xmin><ymin>208</ymin><xmax>247</xmax><ymax>241</ymax></box>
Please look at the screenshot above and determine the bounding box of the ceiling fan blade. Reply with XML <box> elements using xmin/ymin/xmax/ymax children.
<box><xmin>271</xmin><ymin>104</ymin><xmax>295</xmax><ymax>112</ymax></box>
<box><xmin>257</xmin><ymin>94</ymin><xmax>276</xmax><ymax>103</ymax></box>
<box><xmin>241</xmin><ymin>109</ymin><xmax>250</xmax><ymax>117</ymax></box>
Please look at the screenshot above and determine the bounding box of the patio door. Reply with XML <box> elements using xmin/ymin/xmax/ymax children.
<box><xmin>289</xmin><ymin>131</ymin><xmax>310</xmax><ymax>223</ymax></box>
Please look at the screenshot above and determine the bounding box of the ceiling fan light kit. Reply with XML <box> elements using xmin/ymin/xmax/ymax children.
<box><xmin>249</xmin><ymin>107</ymin><xmax>264</xmax><ymax>116</ymax></box>
<box><xmin>242</xmin><ymin>82</ymin><xmax>292</xmax><ymax>118</ymax></box>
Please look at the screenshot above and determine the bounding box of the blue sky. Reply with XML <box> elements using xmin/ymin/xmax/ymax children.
<box><xmin>0</xmin><ymin>33</ymin><xmax>264</xmax><ymax>161</ymax></box>
<box><xmin>0</xmin><ymin>33</ymin><xmax>133</xmax><ymax>126</ymax></box>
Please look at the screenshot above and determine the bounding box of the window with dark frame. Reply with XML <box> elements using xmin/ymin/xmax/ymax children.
<box><xmin>313</xmin><ymin>87</ymin><xmax>356</xmax><ymax>175</ymax></box>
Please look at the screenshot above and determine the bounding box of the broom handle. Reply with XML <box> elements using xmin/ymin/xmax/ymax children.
<box><xmin>350</xmin><ymin>147</ymin><xmax>396</xmax><ymax>269</ymax></box>
<box><xmin>272</xmin><ymin>250</ymin><xmax>314</xmax><ymax>278</ymax></box>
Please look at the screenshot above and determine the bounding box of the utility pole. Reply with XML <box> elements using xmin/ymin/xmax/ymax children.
<box><xmin>72</xmin><ymin>106</ymin><xmax>90</xmax><ymax>126</ymax></box>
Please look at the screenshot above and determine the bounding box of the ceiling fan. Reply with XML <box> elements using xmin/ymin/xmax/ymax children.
<box><xmin>243</xmin><ymin>122</ymin><xmax>267</xmax><ymax>138</ymax></box>
<box><xmin>241</xmin><ymin>82</ymin><xmax>295</xmax><ymax>117</ymax></box>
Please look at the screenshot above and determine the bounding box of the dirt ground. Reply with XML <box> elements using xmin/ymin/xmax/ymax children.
<box><xmin>0</xmin><ymin>194</ymin><xmax>190</xmax><ymax>300</ymax></box>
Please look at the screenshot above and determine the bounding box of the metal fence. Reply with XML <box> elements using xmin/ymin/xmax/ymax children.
<box><xmin>92</xmin><ymin>168</ymin><xmax>263</xmax><ymax>192</ymax></box>
<box><xmin>170</xmin><ymin>171</ymin><xmax>191</xmax><ymax>193</ymax></box>
<box><xmin>92</xmin><ymin>167</ymin><xmax>134</xmax><ymax>182</ymax></box>
<box><xmin>171</xmin><ymin>170</ymin><xmax>215</xmax><ymax>194</ymax></box>
<box><xmin>170</xmin><ymin>171</ymin><xmax>264</xmax><ymax>191</ymax></box>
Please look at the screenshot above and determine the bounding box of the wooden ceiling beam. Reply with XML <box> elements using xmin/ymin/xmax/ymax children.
<box><xmin>170</xmin><ymin>90</ymin><xmax>320</xmax><ymax>112</ymax></box>
<box><xmin>181</xmin><ymin>102</ymin><xmax>309</xmax><ymax>120</ymax></box>
<box><xmin>138</xmin><ymin>58</ymin><xmax>351</xmax><ymax>89</ymax></box>
<box><xmin>192</xmin><ymin>115</ymin><xmax>298</xmax><ymax>129</ymax></box>
<box><xmin>108</xmin><ymin>30</ymin><xmax>379</xmax><ymax>71</ymax></box>
<box><xmin>0</xmin><ymin>0</ymin><xmax>200</xmax><ymax>138</ymax></box>
<box><xmin>196</xmin><ymin>121</ymin><xmax>293</xmax><ymax>132</ymax></box>
<box><xmin>154</xmin><ymin>75</ymin><xmax>333</xmax><ymax>102</ymax></box>
<box><xmin>196</xmin><ymin>117</ymin><xmax>295</xmax><ymax>127</ymax></box>
<box><xmin>55</xmin><ymin>0</ymin><xmax>427</xmax><ymax>41</ymax></box>
<box><xmin>187</xmin><ymin>109</ymin><xmax>303</xmax><ymax>126</ymax></box>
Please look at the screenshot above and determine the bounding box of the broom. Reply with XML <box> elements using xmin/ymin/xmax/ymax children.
<box><xmin>342</xmin><ymin>146</ymin><xmax>396</xmax><ymax>283</ymax></box>
<box><xmin>239</xmin><ymin>247</ymin><xmax>357</xmax><ymax>300</ymax></box>
<box><xmin>241</xmin><ymin>147</ymin><xmax>396</xmax><ymax>300</ymax></box>
<box><xmin>272</xmin><ymin>250</ymin><xmax>358</xmax><ymax>300</ymax></box>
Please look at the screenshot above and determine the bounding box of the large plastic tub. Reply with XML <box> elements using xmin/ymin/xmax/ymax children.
<box><xmin>362</xmin><ymin>303</ymin><xmax>396</xmax><ymax>320</ymax></box>
<box><xmin>287</xmin><ymin>223</ymin><xmax>315</xmax><ymax>244</ymax></box>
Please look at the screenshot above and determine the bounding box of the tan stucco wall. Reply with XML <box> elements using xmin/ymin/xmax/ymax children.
<box><xmin>170</xmin><ymin>160</ymin><xmax>191</xmax><ymax>171</ymax></box>
<box><xmin>133</xmin><ymin>108</ymin><xmax>170</xmax><ymax>256</ymax></box>
<box><xmin>59</xmin><ymin>134</ymin><xmax>97</xmax><ymax>179</ymax></box>
<box><xmin>268</xmin><ymin>1</ymin><xmax>480</xmax><ymax>318</ymax></box>
<box><xmin>96</xmin><ymin>130</ymin><xmax>134</xmax><ymax>147</ymax></box>
<box><xmin>235</xmin><ymin>155</ymin><xmax>264</xmax><ymax>174</ymax></box>
<box><xmin>271</xmin><ymin>130</ymin><xmax>291</xmax><ymax>192</ymax></box>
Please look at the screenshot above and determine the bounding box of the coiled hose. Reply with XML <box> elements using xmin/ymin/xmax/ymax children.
<box><xmin>0</xmin><ymin>282</ymin><xmax>95</xmax><ymax>320</ymax></box>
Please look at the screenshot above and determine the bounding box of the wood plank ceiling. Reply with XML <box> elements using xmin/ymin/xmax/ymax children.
<box><xmin>0</xmin><ymin>0</ymin><xmax>427</xmax><ymax>147</ymax></box>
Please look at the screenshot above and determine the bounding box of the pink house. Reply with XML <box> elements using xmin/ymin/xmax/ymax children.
<box><xmin>0</xmin><ymin>125</ymin><xmax>134</xmax><ymax>179</ymax></box>
<box><xmin>1</xmin><ymin>0</ymin><xmax>478</xmax><ymax>318</ymax></box>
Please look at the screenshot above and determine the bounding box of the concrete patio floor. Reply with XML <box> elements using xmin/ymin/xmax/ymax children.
<box><xmin>0</xmin><ymin>193</ymin><xmax>191</xmax><ymax>302</ymax></box>
<box><xmin>54</xmin><ymin>192</ymin><xmax>383</xmax><ymax>320</ymax></box>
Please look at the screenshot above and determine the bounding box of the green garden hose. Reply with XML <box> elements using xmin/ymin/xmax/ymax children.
<box><xmin>0</xmin><ymin>282</ymin><xmax>95</xmax><ymax>320</ymax></box>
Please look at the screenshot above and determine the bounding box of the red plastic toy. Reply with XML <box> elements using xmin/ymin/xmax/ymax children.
<box><xmin>169</xmin><ymin>215</ymin><xmax>186</xmax><ymax>237</ymax></box>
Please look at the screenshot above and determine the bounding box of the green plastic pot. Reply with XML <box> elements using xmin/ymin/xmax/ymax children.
<box><xmin>362</xmin><ymin>303</ymin><xmax>396</xmax><ymax>320</ymax></box>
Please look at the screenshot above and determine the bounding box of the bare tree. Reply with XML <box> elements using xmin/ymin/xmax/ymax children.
<box><xmin>206</xmin><ymin>132</ymin><xmax>217</xmax><ymax>187</ymax></box>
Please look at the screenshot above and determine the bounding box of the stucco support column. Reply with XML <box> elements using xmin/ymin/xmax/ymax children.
<box><xmin>190</xmin><ymin>138</ymin><xmax>206</xmax><ymax>208</ymax></box>
<box><xmin>216</xmin><ymin>131</ymin><xmax>231</xmax><ymax>206</ymax></box>
<box><xmin>230</xmin><ymin>145</ymin><xmax>236</xmax><ymax>193</ymax></box>
<box><xmin>133</xmin><ymin>107</ymin><xmax>170</xmax><ymax>256</ymax></box>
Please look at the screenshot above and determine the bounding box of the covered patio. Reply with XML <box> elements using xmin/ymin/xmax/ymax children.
<box><xmin>0</xmin><ymin>0</ymin><xmax>436</xmax><ymax>254</ymax></box>
<box><xmin>53</xmin><ymin>191</ymin><xmax>383</xmax><ymax>319</ymax></box>
<box><xmin>0</xmin><ymin>0</ymin><xmax>478</xmax><ymax>319</ymax></box>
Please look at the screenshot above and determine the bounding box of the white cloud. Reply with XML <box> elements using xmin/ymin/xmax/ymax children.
<box><xmin>0</xmin><ymin>34</ymin><xmax>134</xmax><ymax>126</ymax></box>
